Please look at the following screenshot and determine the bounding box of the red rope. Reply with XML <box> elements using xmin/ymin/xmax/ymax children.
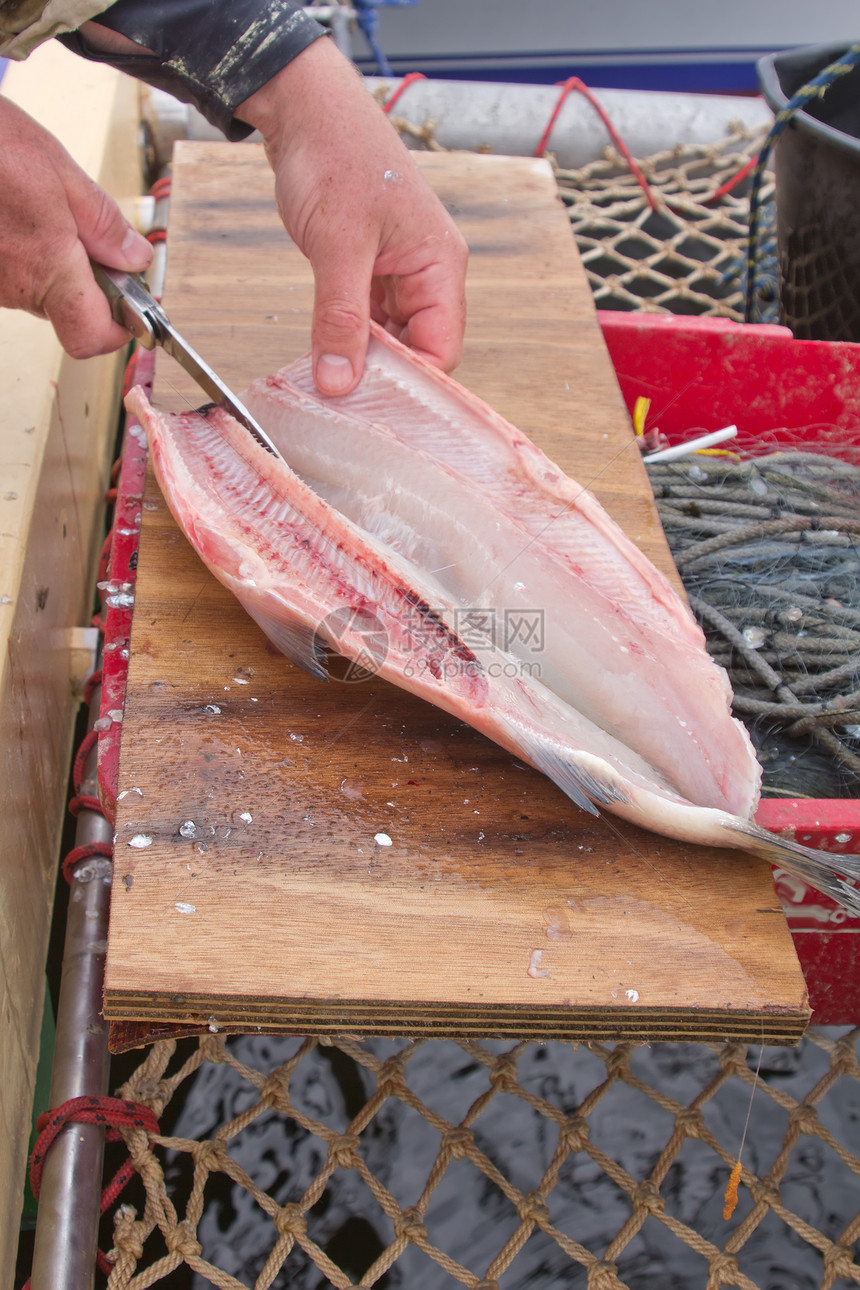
<box><xmin>72</xmin><ymin>727</ymin><xmax>99</xmax><ymax>792</ymax></box>
<box><xmin>149</xmin><ymin>176</ymin><xmax>171</xmax><ymax>200</ymax></box>
<box><xmin>703</xmin><ymin>153</ymin><xmax>758</xmax><ymax>204</ymax></box>
<box><xmin>25</xmin><ymin>1096</ymin><xmax>160</xmax><ymax>1285</ymax></box>
<box><xmin>68</xmin><ymin>794</ymin><xmax>103</xmax><ymax>818</ymax></box>
<box><xmin>62</xmin><ymin>840</ymin><xmax>113</xmax><ymax>884</ymax></box>
<box><xmin>23</xmin><ymin>232</ymin><xmax>156</xmax><ymax>1290</ymax></box>
<box><xmin>67</xmin><ymin>727</ymin><xmax>103</xmax><ymax>818</ymax></box>
<box><xmin>536</xmin><ymin>77</ymin><xmax>659</xmax><ymax>212</ymax></box>
<box><xmin>30</xmin><ymin>1096</ymin><xmax>159</xmax><ymax>1195</ymax></box>
<box><xmin>83</xmin><ymin>667</ymin><xmax>103</xmax><ymax>707</ymax></box>
<box><xmin>382</xmin><ymin>71</ymin><xmax>426</xmax><ymax>113</ymax></box>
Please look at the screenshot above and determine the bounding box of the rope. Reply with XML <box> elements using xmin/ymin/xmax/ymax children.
<box><xmin>63</xmin><ymin>700</ymin><xmax>112</xmax><ymax>881</ymax></box>
<box><xmin>745</xmin><ymin>44</ymin><xmax>860</xmax><ymax>322</ymax></box>
<box><xmin>68</xmin><ymin>727</ymin><xmax>102</xmax><ymax>818</ymax></box>
<box><xmin>61</xmin><ymin>840</ymin><xmax>113</xmax><ymax>884</ymax></box>
<box><xmin>83</xmin><ymin>666</ymin><xmax>103</xmax><ymax>707</ymax></box>
<box><xmin>381</xmin><ymin>71</ymin><xmax>426</xmax><ymax>114</ymax></box>
<box><xmin>536</xmin><ymin>77</ymin><xmax>659</xmax><ymax>211</ymax></box>
<box><xmin>24</xmin><ymin>1096</ymin><xmax>161</xmax><ymax>1287</ymax></box>
<box><xmin>652</xmin><ymin>456</ymin><xmax>860</xmax><ymax>789</ymax></box>
<box><xmin>30</xmin><ymin>1096</ymin><xmax>160</xmax><ymax>1198</ymax></box>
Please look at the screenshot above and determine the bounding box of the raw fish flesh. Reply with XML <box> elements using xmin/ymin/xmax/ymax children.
<box><xmin>125</xmin><ymin>324</ymin><xmax>860</xmax><ymax>913</ymax></box>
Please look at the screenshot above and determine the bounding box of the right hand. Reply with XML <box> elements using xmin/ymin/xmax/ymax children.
<box><xmin>236</xmin><ymin>38</ymin><xmax>468</xmax><ymax>397</ymax></box>
<box><xmin>0</xmin><ymin>96</ymin><xmax>153</xmax><ymax>358</ymax></box>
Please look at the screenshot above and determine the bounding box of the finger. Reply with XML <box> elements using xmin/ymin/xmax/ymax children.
<box><xmin>309</xmin><ymin>242</ymin><xmax>374</xmax><ymax>396</ymax></box>
<box><xmin>376</xmin><ymin>256</ymin><xmax>468</xmax><ymax>373</ymax></box>
<box><xmin>41</xmin><ymin>243</ymin><xmax>134</xmax><ymax>359</ymax></box>
<box><xmin>66</xmin><ymin>166</ymin><xmax>153</xmax><ymax>273</ymax></box>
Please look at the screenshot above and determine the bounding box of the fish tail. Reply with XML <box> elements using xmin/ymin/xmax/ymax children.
<box><xmin>728</xmin><ymin>821</ymin><xmax>860</xmax><ymax>917</ymax></box>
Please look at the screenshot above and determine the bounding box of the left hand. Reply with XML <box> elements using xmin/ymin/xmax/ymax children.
<box><xmin>0</xmin><ymin>96</ymin><xmax>153</xmax><ymax>358</ymax></box>
<box><xmin>237</xmin><ymin>38</ymin><xmax>468</xmax><ymax>396</ymax></box>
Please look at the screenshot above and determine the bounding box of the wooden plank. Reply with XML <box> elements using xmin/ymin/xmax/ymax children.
<box><xmin>105</xmin><ymin>143</ymin><xmax>809</xmax><ymax>1044</ymax></box>
<box><xmin>0</xmin><ymin>43</ymin><xmax>142</xmax><ymax>1284</ymax></box>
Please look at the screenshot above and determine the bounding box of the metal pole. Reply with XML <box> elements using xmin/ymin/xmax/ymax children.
<box><xmin>143</xmin><ymin>78</ymin><xmax>774</xmax><ymax>173</ymax></box>
<box><xmin>30</xmin><ymin>683</ymin><xmax>113</xmax><ymax>1290</ymax></box>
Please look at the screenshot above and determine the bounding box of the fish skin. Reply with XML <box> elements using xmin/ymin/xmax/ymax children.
<box><xmin>124</xmin><ymin>326</ymin><xmax>860</xmax><ymax>915</ymax></box>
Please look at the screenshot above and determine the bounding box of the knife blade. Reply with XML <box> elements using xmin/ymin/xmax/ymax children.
<box><xmin>92</xmin><ymin>262</ymin><xmax>285</xmax><ymax>462</ymax></box>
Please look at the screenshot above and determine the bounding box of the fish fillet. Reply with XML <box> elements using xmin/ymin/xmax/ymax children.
<box><xmin>125</xmin><ymin>324</ymin><xmax>860</xmax><ymax>913</ymax></box>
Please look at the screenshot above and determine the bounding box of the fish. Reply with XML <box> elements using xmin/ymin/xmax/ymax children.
<box><xmin>125</xmin><ymin>322</ymin><xmax>860</xmax><ymax>914</ymax></box>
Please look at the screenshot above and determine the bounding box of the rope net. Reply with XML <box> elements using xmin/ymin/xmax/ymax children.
<box><xmin>553</xmin><ymin>126</ymin><xmax>777</xmax><ymax>324</ymax></box>
<box><xmin>66</xmin><ymin>130</ymin><xmax>859</xmax><ymax>1290</ymax></box>
<box><xmin>383</xmin><ymin>110</ymin><xmax>777</xmax><ymax>320</ymax></box>
<box><xmin>102</xmin><ymin>1028</ymin><xmax>860</xmax><ymax>1288</ymax></box>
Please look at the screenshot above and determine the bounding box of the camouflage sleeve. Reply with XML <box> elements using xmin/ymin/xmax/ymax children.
<box><xmin>56</xmin><ymin>0</ymin><xmax>327</xmax><ymax>140</ymax></box>
<box><xmin>0</xmin><ymin>0</ymin><xmax>112</xmax><ymax>59</ymax></box>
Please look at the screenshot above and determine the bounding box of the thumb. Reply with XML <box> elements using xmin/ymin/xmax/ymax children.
<box><xmin>66</xmin><ymin>165</ymin><xmax>152</xmax><ymax>273</ymax></box>
<box><xmin>310</xmin><ymin>250</ymin><xmax>373</xmax><ymax>397</ymax></box>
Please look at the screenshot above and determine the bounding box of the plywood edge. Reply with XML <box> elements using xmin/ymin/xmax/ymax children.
<box><xmin>0</xmin><ymin>44</ymin><xmax>143</xmax><ymax>1286</ymax></box>
<box><xmin>103</xmin><ymin>989</ymin><xmax>810</xmax><ymax>1047</ymax></box>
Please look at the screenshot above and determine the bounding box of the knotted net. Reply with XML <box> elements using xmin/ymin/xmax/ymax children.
<box><xmin>553</xmin><ymin>126</ymin><xmax>776</xmax><ymax>324</ymax></box>
<box><xmin>102</xmin><ymin>1027</ymin><xmax>860</xmax><ymax>1289</ymax></box>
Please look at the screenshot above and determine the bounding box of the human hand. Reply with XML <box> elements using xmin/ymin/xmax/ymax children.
<box><xmin>0</xmin><ymin>96</ymin><xmax>153</xmax><ymax>358</ymax></box>
<box><xmin>237</xmin><ymin>37</ymin><xmax>468</xmax><ymax>396</ymax></box>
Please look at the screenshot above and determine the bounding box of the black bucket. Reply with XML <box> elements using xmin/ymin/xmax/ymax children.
<box><xmin>758</xmin><ymin>43</ymin><xmax>860</xmax><ymax>341</ymax></box>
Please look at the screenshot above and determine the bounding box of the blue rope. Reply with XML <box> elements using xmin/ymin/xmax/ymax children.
<box><xmin>745</xmin><ymin>44</ymin><xmax>860</xmax><ymax>323</ymax></box>
<box><xmin>353</xmin><ymin>0</ymin><xmax>420</xmax><ymax>77</ymax></box>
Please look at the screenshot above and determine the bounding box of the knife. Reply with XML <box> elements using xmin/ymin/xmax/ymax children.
<box><xmin>92</xmin><ymin>262</ymin><xmax>285</xmax><ymax>462</ymax></box>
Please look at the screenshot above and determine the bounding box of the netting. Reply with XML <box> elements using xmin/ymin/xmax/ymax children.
<box><xmin>100</xmin><ymin>1028</ymin><xmax>860</xmax><ymax>1289</ymax></box>
<box><xmin>649</xmin><ymin>453</ymin><xmax>860</xmax><ymax>799</ymax></box>
<box><xmin>42</xmin><ymin>129</ymin><xmax>860</xmax><ymax>1290</ymax></box>
<box><xmin>553</xmin><ymin>127</ymin><xmax>777</xmax><ymax>324</ymax></box>
<box><xmin>385</xmin><ymin>108</ymin><xmax>777</xmax><ymax>322</ymax></box>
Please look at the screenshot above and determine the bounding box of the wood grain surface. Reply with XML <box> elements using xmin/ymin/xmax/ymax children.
<box><xmin>105</xmin><ymin>143</ymin><xmax>809</xmax><ymax>1044</ymax></box>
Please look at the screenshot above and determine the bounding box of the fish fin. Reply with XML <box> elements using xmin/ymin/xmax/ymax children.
<box><xmin>502</xmin><ymin>722</ymin><xmax>631</xmax><ymax>817</ymax></box>
<box><xmin>243</xmin><ymin>602</ymin><xmax>330</xmax><ymax>683</ymax></box>
<box><xmin>727</xmin><ymin>820</ymin><xmax>860</xmax><ymax>917</ymax></box>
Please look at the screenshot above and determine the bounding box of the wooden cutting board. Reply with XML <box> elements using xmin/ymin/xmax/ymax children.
<box><xmin>104</xmin><ymin>143</ymin><xmax>809</xmax><ymax>1044</ymax></box>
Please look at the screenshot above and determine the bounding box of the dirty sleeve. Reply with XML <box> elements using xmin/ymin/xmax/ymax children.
<box><xmin>55</xmin><ymin>0</ymin><xmax>326</xmax><ymax>140</ymax></box>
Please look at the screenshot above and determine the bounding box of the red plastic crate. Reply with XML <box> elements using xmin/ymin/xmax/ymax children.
<box><xmin>599</xmin><ymin>311</ymin><xmax>860</xmax><ymax>1020</ymax></box>
<box><xmin>599</xmin><ymin>312</ymin><xmax>860</xmax><ymax>454</ymax></box>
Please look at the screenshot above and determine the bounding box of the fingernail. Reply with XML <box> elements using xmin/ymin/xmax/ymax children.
<box><xmin>316</xmin><ymin>354</ymin><xmax>354</xmax><ymax>395</ymax></box>
<box><xmin>121</xmin><ymin>225</ymin><xmax>153</xmax><ymax>267</ymax></box>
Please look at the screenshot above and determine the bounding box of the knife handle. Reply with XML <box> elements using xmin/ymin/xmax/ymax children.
<box><xmin>91</xmin><ymin>262</ymin><xmax>158</xmax><ymax>349</ymax></box>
